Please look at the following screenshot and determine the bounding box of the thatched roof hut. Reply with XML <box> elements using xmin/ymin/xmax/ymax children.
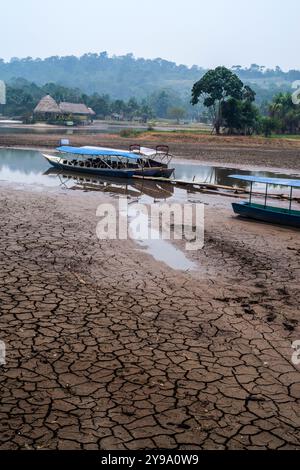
<box><xmin>33</xmin><ymin>95</ymin><xmax>95</xmax><ymax>122</ymax></box>
<box><xmin>34</xmin><ymin>95</ymin><xmax>62</xmax><ymax>114</ymax></box>
<box><xmin>59</xmin><ymin>102</ymin><xmax>95</xmax><ymax>116</ymax></box>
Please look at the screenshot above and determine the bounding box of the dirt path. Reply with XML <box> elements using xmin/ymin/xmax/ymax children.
<box><xmin>0</xmin><ymin>187</ymin><xmax>299</xmax><ymax>450</ymax></box>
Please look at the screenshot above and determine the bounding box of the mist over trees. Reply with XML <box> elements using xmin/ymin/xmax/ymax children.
<box><xmin>0</xmin><ymin>53</ymin><xmax>205</xmax><ymax>99</ymax></box>
<box><xmin>4</xmin><ymin>79</ymin><xmax>155</xmax><ymax>122</ymax></box>
<box><xmin>1</xmin><ymin>54</ymin><xmax>300</xmax><ymax>134</ymax></box>
<box><xmin>0</xmin><ymin>52</ymin><xmax>298</xmax><ymax>106</ymax></box>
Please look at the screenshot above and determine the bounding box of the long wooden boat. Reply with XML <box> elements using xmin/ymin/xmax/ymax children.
<box><xmin>230</xmin><ymin>175</ymin><xmax>300</xmax><ymax>228</ymax></box>
<box><xmin>43</xmin><ymin>145</ymin><xmax>175</xmax><ymax>179</ymax></box>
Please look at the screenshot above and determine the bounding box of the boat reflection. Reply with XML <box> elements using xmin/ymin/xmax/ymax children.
<box><xmin>174</xmin><ymin>163</ymin><xmax>300</xmax><ymax>191</ymax></box>
<box><xmin>44</xmin><ymin>168</ymin><xmax>175</xmax><ymax>200</ymax></box>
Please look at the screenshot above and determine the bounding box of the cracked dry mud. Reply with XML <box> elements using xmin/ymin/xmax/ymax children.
<box><xmin>0</xmin><ymin>187</ymin><xmax>299</xmax><ymax>450</ymax></box>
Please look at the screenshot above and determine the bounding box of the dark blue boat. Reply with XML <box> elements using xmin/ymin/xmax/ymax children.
<box><xmin>230</xmin><ymin>175</ymin><xmax>300</xmax><ymax>228</ymax></box>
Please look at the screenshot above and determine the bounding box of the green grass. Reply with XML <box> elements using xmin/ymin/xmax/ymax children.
<box><xmin>269</xmin><ymin>134</ymin><xmax>300</xmax><ymax>140</ymax></box>
<box><xmin>165</xmin><ymin>129</ymin><xmax>212</xmax><ymax>135</ymax></box>
<box><xmin>119</xmin><ymin>129</ymin><xmax>143</xmax><ymax>138</ymax></box>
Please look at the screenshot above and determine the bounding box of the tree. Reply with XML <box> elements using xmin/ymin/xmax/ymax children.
<box><xmin>191</xmin><ymin>67</ymin><xmax>258</xmax><ymax>134</ymax></box>
<box><xmin>138</xmin><ymin>100</ymin><xmax>154</xmax><ymax>123</ymax></box>
<box><xmin>111</xmin><ymin>99</ymin><xmax>126</xmax><ymax>116</ymax></box>
<box><xmin>242</xmin><ymin>85</ymin><xmax>256</xmax><ymax>103</ymax></box>
<box><xmin>167</xmin><ymin>106</ymin><xmax>186</xmax><ymax>123</ymax></box>
<box><xmin>150</xmin><ymin>90</ymin><xmax>171</xmax><ymax>118</ymax></box>
<box><xmin>221</xmin><ymin>99</ymin><xmax>256</xmax><ymax>135</ymax></box>
<box><xmin>240</xmin><ymin>101</ymin><xmax>260</xmax><ymax>135</ymax></box>
<box><xmin>260</xmin><ymin>117</ymin><xmax>279</xmax><ymax>137</ymax></box>
<box><xmin>221</xmin><ymin>99</ymin><xmax>242</xmax><ymax>134</ymax></box>
<box><xmin>126</xmin><ymin>98</ymin><xmax>139</xmax><ymax>120</ymax></box>
<box><xmin>269</xmin><ymin>92</ymin><xmax>300</xmax><ymax>134</ymax></box>
<box><xmin>191</xmin><ymin>67</ymin><xmax>244</xmax><ymax>134</ymax></box>
<box><xmin>87</xmin><ymin>93</ymin><xmax>111</xmax><ymax>118</ymax></box>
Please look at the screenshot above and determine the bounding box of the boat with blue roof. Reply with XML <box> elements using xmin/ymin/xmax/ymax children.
<box><xmin>230</xmin><ymin>175</ymin><xmax>300</xmax><ymax>228</ymax></box>
<box><xmin>43</xmin><ymin>144</ymin><xmax>175</xmax><ymax>179</ymax></box>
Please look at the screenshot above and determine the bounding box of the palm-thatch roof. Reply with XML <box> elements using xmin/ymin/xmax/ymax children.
<box><xmin>34</xmin><ymin>95</ymin><xmax>62</xmax><ymax>114</ymax></box>
<box><xmin>59</xmin><ymin>102</ymin><xmax>95</xmax><ymax>116</ymax></box>
<box><xmin>34</xmin><ymin>95</ymin><xmax>95</xmax><ymax>117</ymax></box>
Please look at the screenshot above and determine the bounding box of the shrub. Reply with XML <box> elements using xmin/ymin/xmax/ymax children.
<box><xmin>259</xmin><ymin>117</ymin><xmax>280</xmax><ymax>137</ymax></box>
<box><xmin>119</xmin><ymin>129</ymin><xmax>142</xmax><ymax>138</ymax></box>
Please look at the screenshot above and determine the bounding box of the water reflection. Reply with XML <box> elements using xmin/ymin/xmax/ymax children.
<box><xmin>0</xmin><ymin>148</ymin><xmax>60</xmax><ymax>187</ymax></box>
<box><xmin>172</xmin><ymin>163</ymin><xmax>300</xmax><ymax>190</ymax></box>
<box><xmin>1</xmin><ymin>148</ymin><xmax>300</xmax><ymax>196</ymax></box>
<box><xmin>0</xmin><ymin>124</ymin><xmax>145</xmax><ymax>136</ymax></box>
<box><xmin>45</xmin><ymin>168</ymin><xmax>175</xmax><ymax>200</ymax></box>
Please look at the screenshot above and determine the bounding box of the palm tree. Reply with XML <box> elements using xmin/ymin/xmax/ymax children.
<box><xmin>269</xmin><ymin>93</ymin><xmax>299</xmax><ymax>134</ymax></box>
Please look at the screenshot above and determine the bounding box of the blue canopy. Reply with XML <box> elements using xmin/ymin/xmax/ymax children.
<box><xmin>230</xmin><ymin>175</ymin><xmax>300</xmax><ymax>188</ymax></box>
<box><xmin>56</xmin><ymin>146</ymin><xmax>139</xmax><ymax>160</ymax></box>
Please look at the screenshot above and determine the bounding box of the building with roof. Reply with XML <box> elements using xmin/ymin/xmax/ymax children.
<box><xmin>33</xmin><ymin>95</ymin><xmax>62</xmax><ymax>120</ymax></box>
<box><xmin>34</xmin><ymin>95</ymin><xmax>95</xmax><ymax>124</ymax></box>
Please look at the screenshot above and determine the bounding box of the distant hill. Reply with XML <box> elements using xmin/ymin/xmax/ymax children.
<box><xmin>0</xmin><ymin>53</ymin><xmax>299</xmax><ymax>102</ymax></box>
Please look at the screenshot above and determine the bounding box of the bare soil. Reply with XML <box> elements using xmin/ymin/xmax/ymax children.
<box><xmin>1</xmin><ymin>131</ymin><xmax>300</xmax><ymax>170</ymax></box>
<box><xmin>0</xmin><ymin>183</ymin><xmax>299</xmax><ymax>450</ymax></box>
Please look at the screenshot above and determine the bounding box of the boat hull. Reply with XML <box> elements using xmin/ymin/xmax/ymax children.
<box><xmin>232</xmin><ymin>202</ymin><xmax>300</xmax><ymax>228</ymax></box>
<box><xmin>43</xmin><ymin>155</ymin><xmax>174</xmax><ymax>179</ymax></box>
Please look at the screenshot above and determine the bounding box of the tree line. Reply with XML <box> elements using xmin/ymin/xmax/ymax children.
<box><xmin>0</xmin><ymin>53</ymin><xmax>299</xmax><ymax>101</ymax></box>
<box><xmin>2</xmin><ymin>78</ymin><xmax>199</xmax><ymax>122</ymax></box>
<box><xmin>3</xmin><ymin>79</ymin><xmax>154</xmax><ymax>122</ymax></box>
<box><xmin>191</xmin><ymin>67</ymin><xmax>300</xmax><ymax>136</ymax></box>
<box><xmin>2</xmin><ymin>68</ymin><xmax>300</xmax><ymax>137</ymax></box>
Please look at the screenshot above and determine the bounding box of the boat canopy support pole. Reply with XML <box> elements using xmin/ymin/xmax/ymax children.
<box><xmin>289</xmin><ymin>186</ymin><xmax>293</xmax><ymax>211</ymax></box>
<box><xmin>102</xmin><ymin>158</ymin><xmax>113</xmax><ymax>170</ymax></box>
<box><xmin>264</xmin><ymin>184</ymin><xmax>269</xmax><ymax>208</ymax></box>
<box><xmin>249</xmin><ymin>182</ymin><xmax>253</xmax><ymax>204</ymax></box>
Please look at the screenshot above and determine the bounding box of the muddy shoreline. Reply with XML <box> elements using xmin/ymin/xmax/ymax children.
<box><xmin>1</xmin><ymin>131</ymin><xmax>300</xmax><ymax>171</ymax></box>
<box><xmin>0</xmin><ymin>133</ymin><xmax>300</xmax><ymax>450</ymax></box>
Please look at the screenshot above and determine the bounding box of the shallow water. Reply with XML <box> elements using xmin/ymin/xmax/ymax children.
<box><xmin>137</xmin><ymin>238</ymin><xmax>196</xmax><ymax>271</ymax></box>
<box><xmin>1</xmin><ymin>147</ymin><xmax>299</xmax><ymax>271</ymax></box>
<box><xmin>0</xmin><ymin>124</ymin><xmax>145</xmax><ymax>136</ymax></box>
<box><xmin>125</xmin><ymin>203</ymin><xmax>197</xmax><ymax>271</ymax></box>
<box><xmin>172</xmin><ymin>162</ymin><xmax>300</xmax><ymax>189</ymax></box>
<box><xmin>1</xmin><ymin>148</ymin><xmax>299</xmax><ymax>193</ymax></box>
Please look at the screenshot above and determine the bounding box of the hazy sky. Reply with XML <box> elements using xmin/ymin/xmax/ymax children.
<box><xmin>0</xmin><ymin>0</ymin><xmax>298</xmax><ymax>70</ymax></box>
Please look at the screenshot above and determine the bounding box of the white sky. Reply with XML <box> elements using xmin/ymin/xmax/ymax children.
<box><xmin>0</xmin><ymin>0</ymin><xmax>298</xmax><ymax>70</ymax></box>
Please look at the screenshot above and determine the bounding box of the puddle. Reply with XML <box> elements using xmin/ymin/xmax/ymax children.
<box><xmin>137</xmin><ymin>238</ymin><xmax>196</xmax><ymax>271</ymax></box>
<box><xmin>125</xmin><ymin>203</ymin><xmax>197</xmax><ymax>271</ymax></box>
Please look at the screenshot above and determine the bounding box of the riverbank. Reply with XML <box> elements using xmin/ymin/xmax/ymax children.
<box><xmin>1</xmin><ymin>130</ymin><xmax>300</xmax><ymax>171</ymax></box>
<box><xmin>0</xmin><ymin>183</ymin><xmax>299</xmax><ymax>450</ymax></box>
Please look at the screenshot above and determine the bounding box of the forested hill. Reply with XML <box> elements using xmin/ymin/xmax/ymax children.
<box><xmin>0</xmin><ymin>53</ymin><xmax>299</xmax><ymax>100</ymax></box>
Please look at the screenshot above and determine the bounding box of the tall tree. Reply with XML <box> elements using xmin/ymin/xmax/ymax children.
<box><xmin>191</xmin><ymin>67</ymin><xmax>244</xmax><ymax>134</ymax></box>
